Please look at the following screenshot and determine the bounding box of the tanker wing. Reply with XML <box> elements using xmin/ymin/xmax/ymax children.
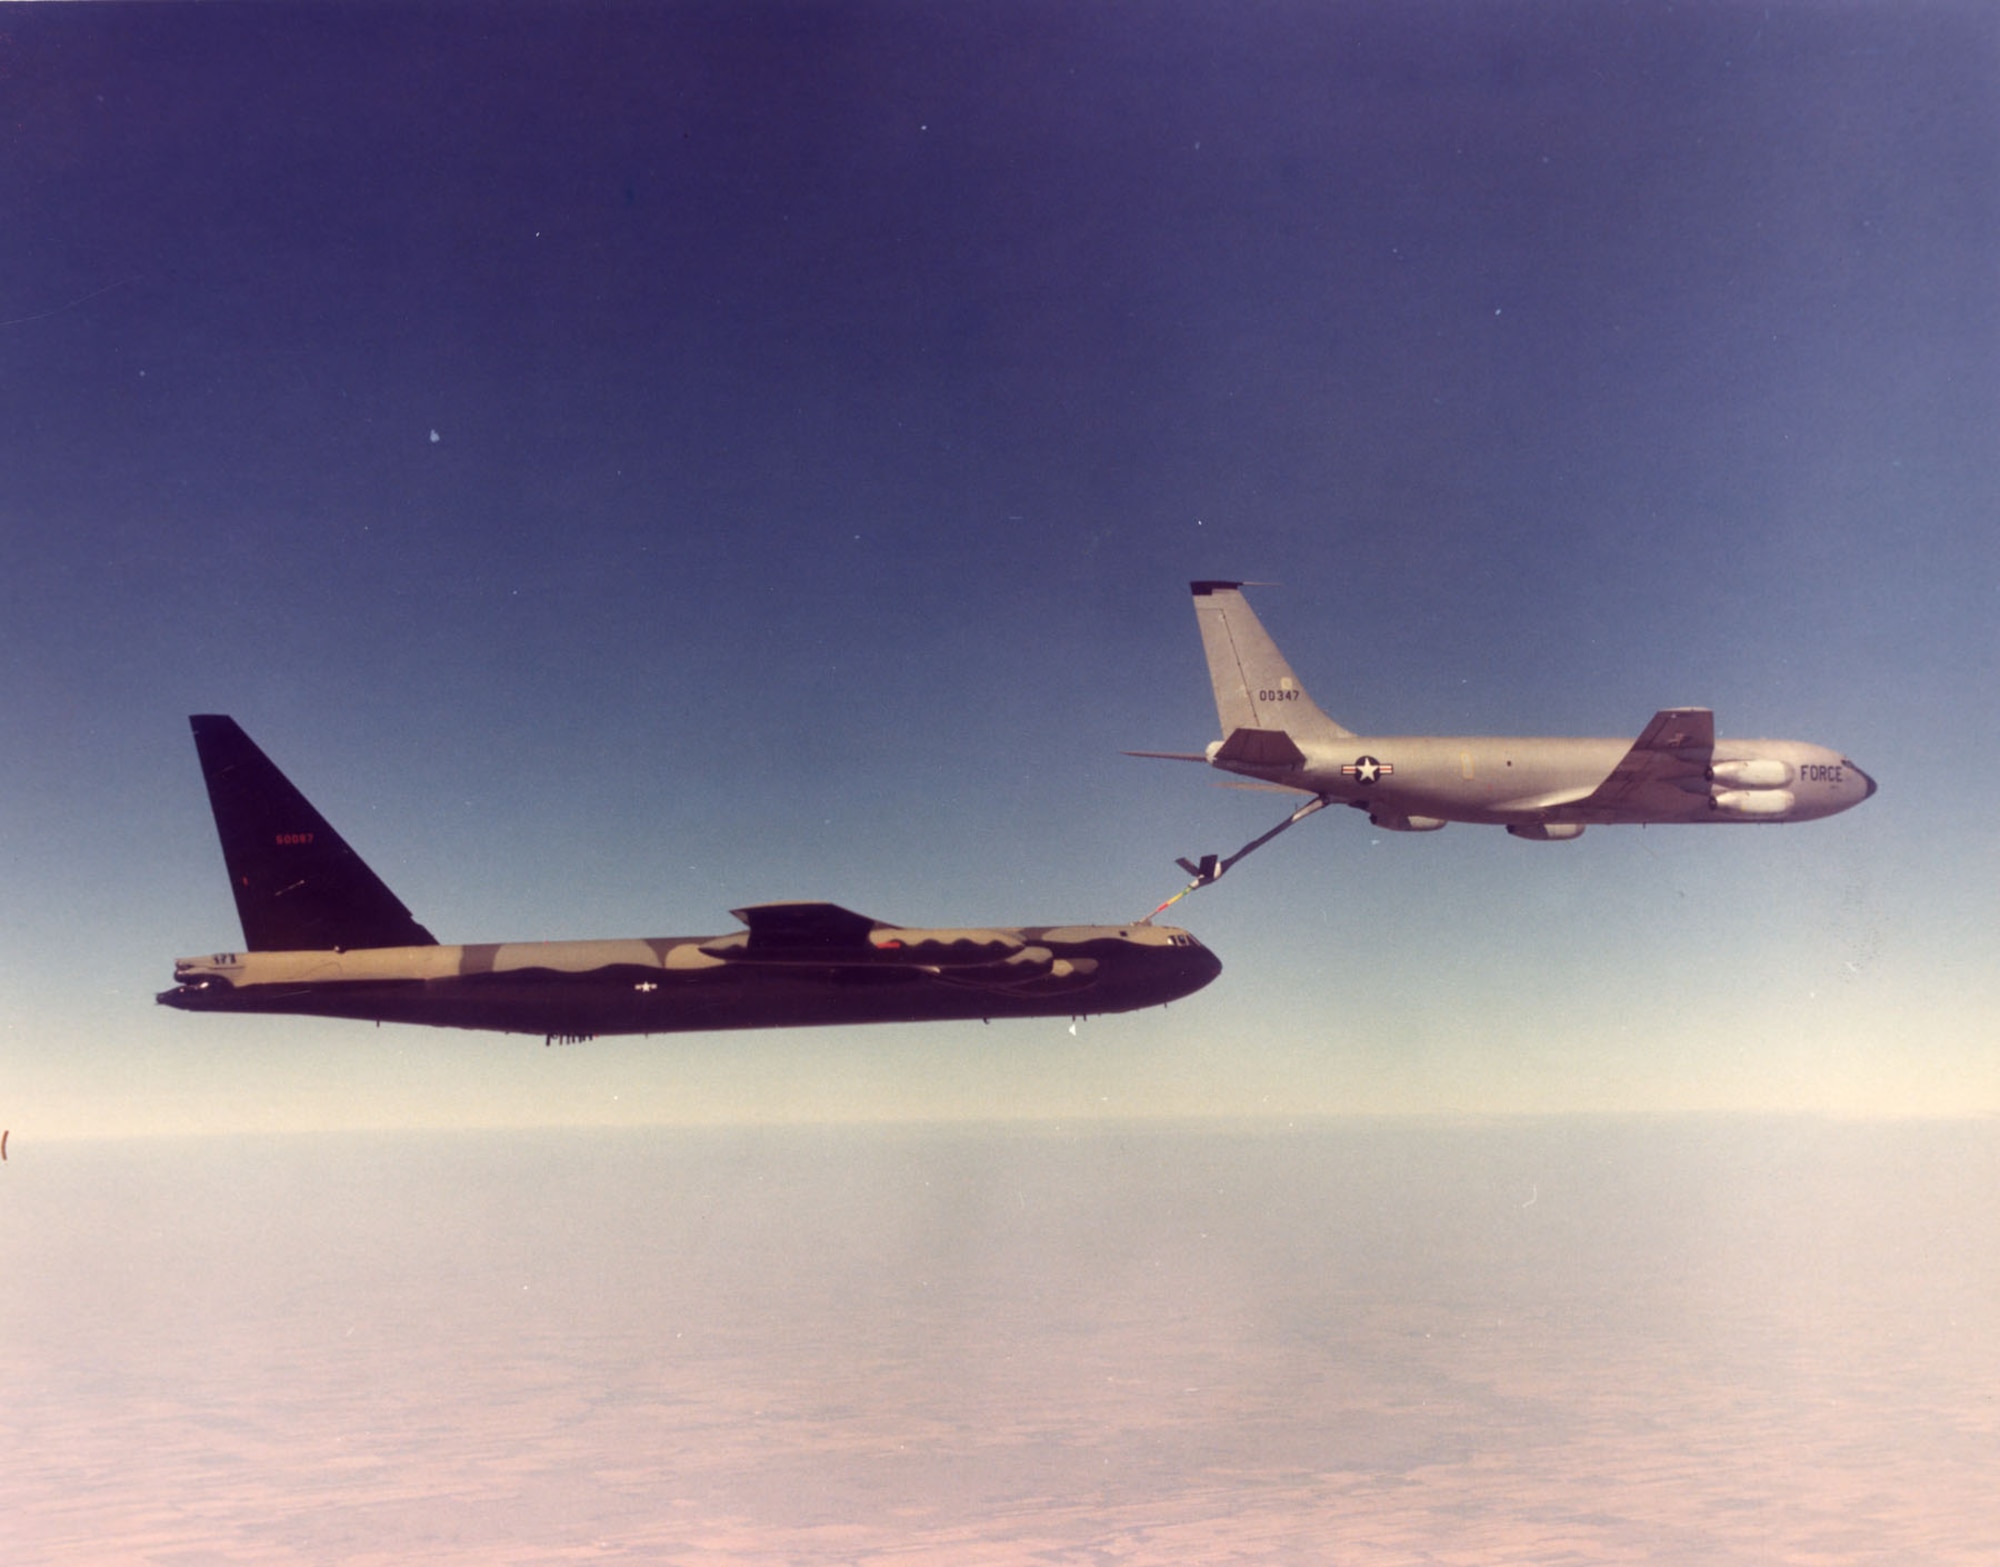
<box><xmin>1570</xmin><ymin>707</ymin><xmax>1714</xmax><ymax>816</ymax></box>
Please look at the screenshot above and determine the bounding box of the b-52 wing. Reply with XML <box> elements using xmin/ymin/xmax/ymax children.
<box><xmin>699</xmin><ymin>902</ymin><xmax>1030</xmax><ymax>968</ymax></box>
<box><xmin>697</xmin><ymin>902</ymin><xmax>1100</xmax><ymax>996</ymax></box>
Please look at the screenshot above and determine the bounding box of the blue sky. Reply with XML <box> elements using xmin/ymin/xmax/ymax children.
<box><xmin>2</xmin><ymin>2</ymin><xmax>1993</xmax><ymax>1133</ymax></box>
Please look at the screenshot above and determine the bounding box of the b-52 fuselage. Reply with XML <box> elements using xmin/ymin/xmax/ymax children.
<box><xmin>1134</xmin><ymin>582</ymin><xmax>1875</xmax><ymax>843</ymax></box>
<box><xmin>158</xmin><ymin>717</ymin><xmax>1219</xmax><ymax>1042</ymax></box>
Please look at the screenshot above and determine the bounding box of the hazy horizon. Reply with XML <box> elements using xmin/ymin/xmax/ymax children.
<box><xmin>13</xmin><ymin>1102</ymin><xmax>2000</xmax><ymax>1147</ymax></box>
<box><xmin>7</xmin><ymin>1119</ymin><xmax>1996</xmax><ymax>1564</ymax></box>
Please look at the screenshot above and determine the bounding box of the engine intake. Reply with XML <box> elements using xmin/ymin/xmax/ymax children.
<box><xmin>1709</xmin><ymin>758</ymin><xmax>1795</xmax><ymax>788</ymax></box>
<box><xmin>1711</xmin><ymin>789</ymin><xmax>1795</xmax><ymax>817</ymax></box>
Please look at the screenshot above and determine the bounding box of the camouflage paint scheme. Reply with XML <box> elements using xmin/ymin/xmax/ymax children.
<box><xmin>1136</xmin><ymin>583</ymin><xmax>1875</xmax><ymax>839</ymax></box>
<box><xmin>158</xmin><ymin>718</ymin><xmax>1219</xmax><ymax>1042</ymax></box>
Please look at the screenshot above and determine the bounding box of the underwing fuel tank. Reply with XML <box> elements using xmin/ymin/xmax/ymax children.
<box><xmin>1507</xmin><ymin>822</ymin><xmax>1587</xmax><ymax>841</ymax></box>
<box><xmin>1368</xmin><ymin>811</ymin><xmax>1447</xmax><ymax>832</ymax></box>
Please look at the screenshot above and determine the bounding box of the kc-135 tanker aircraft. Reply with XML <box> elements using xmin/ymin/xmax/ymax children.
<box><xmin>1133</xmin><ymin>581</ymin><xmax>1875</xmax><ymax>888</ymax></box>
<box><xmin>158</xmin><ymin>716</ymin><xmax>1219</xmax><ymax>1042</ymax></box>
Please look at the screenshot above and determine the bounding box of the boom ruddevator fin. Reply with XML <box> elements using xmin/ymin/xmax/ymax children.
<box><xmin>187</xmin><ymin>715</ymin><xmax>437</xmax><ymax>952</ymax></box>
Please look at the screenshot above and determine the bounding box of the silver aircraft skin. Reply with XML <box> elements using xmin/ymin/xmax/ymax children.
<box><xmin>1136</xmin><ymin>582</ymin><xmax>1876</xmax><ymax>841</ymax></box>
<box><xmin>158</xmin><ymin>716</ymin><xmax>1219</xmax><ymax>1042</ymax></box>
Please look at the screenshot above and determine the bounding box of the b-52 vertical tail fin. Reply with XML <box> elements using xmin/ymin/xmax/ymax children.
<box><xmin>187</xmin><ymin>715</ymin><xmax>437</xmax><ymax>952</ymax></box>
<box><xmin>1189</xmin><ymin>582</ymin><xmax>1354</xmax><ymax>745</ymax></box>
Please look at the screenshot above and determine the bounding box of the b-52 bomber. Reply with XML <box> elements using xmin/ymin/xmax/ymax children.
<box><xmin>1132</xmin><ymin>582</ymin><xmax>1875</xmax><ymax>888</ymax></box>
<box><xmin>158</xmin><ymin>716</ymin><xmax>1219</xmax><ymax>1042</ymax></box>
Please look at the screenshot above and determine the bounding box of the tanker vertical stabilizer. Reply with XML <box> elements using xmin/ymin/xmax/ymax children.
<box><xmin>1191</xmin><ymin>580</ymin><xmax>1354</xmax><ymax>751</ymax></box>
